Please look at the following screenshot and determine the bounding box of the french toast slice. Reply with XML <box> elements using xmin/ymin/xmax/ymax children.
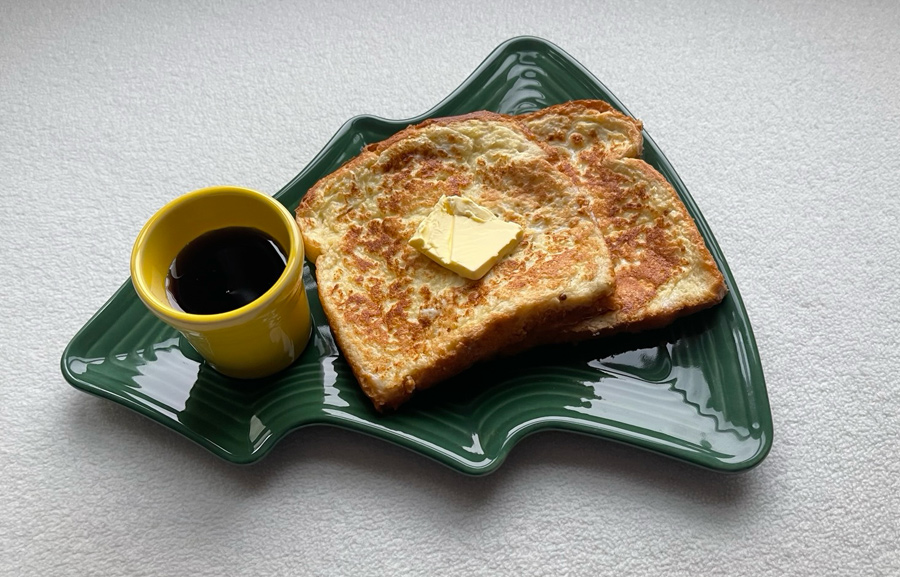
<box><xmin>296</xmin><ymin>112</ymin><xmax>616</xmax><ymax>410</ymax></box>
<box><xmin>518</xmin><ymin>100</ymin><xmax>726</xmax><ymax>340</ymax></box>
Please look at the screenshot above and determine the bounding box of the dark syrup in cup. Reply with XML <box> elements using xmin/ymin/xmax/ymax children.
<box><xmin>166</xmin><ymin>226</ymin><xmax>287</xmax><ymax>315</ymax></box>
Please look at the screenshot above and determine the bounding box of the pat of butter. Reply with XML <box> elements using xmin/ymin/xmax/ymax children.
<box><xmin>409</xmin><ymin>195</ymin><xmax>523</xmax><ymax>280</ymax></box>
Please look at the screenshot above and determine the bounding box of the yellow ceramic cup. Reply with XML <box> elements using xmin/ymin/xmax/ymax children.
<box><xmin>130</xmin><ymin>186</ymin><xmax>311</xmax><ymax>379</ymax></box>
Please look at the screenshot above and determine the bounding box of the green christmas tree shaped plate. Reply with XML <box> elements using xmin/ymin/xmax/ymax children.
<box><xmin>62</xmin><ymin>37</ymin><xmax>772</xmax><ymax>474</ymax></box>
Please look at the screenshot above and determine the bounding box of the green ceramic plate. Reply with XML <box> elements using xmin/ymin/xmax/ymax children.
<box><xmin>61</xmin><ymin>37</ymin><xmax>772</xmax><ymax>474</ymax></box>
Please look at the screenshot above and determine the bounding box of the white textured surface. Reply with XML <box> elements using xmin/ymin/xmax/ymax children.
<box><xmin>2</xmin><ymin>1</ymin><xmax>899</xmax><ymax>575</ymax></box>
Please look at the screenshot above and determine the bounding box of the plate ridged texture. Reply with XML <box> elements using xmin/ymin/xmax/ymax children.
<box><xmin>62</xmin><ymin>36</ymin><xmax>771</xmax><ymax>473</ymax></box>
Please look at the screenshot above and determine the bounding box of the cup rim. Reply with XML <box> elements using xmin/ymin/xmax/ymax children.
<box><xmin>130</xmin><ymin>185</ymin><xmax>303</xmax><ymax>329</ymax></box>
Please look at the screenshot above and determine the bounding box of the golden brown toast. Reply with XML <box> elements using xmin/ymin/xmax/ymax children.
<box><xmin>296</xmin><ymin>111</ymin><xmax>616</xmax><ymax>410</ymax></box>
<box><xmin>517</xmin><ymin>100</ymin><xmax>726</xmax><ymax>340</ymax></box>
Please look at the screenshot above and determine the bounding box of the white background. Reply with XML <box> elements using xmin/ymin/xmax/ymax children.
<box><xmin>2</xmin><ymin>1</ymin><xmax>898</xmax><ymax>575</ymax></box>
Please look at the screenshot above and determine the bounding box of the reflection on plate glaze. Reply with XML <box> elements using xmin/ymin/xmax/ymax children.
<box><xmin>576</xmin><ymin>316</ymin><xmax>764</xmax><ymax>464</ymax></box>
<box><xmin>68</xmin><ymin>336</ymin><xmax>200</xmax><ymax>421</ymax></box>
<box><xmin>498</xmin><ymin>52</ymin><xmax>551</xmax><ymax>113</ymax></box>
<box><xmin>131</xmin><ymin>337</ymin><xmax>199</xmax><ymax>416</ymax></box>
<box><xmin>62</xmin><ymin>37</ymin><xmax>771</xmax><ymax>472</ymax></box>
<box><xmin>462</xmin><ymin>433</ymin><xmax>485</xmax><ymax>456</ymax></box>
<box><xmin>569</xmin><ymin>352</ymin><xmax>754</xmax><ymax>463</ymax></box>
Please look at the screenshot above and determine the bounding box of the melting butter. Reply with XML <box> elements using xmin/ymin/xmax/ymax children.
<box><xmin>409</xmin><ymin>195</ymin><xmax>523</xmax><ymax>280</ymax></box>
